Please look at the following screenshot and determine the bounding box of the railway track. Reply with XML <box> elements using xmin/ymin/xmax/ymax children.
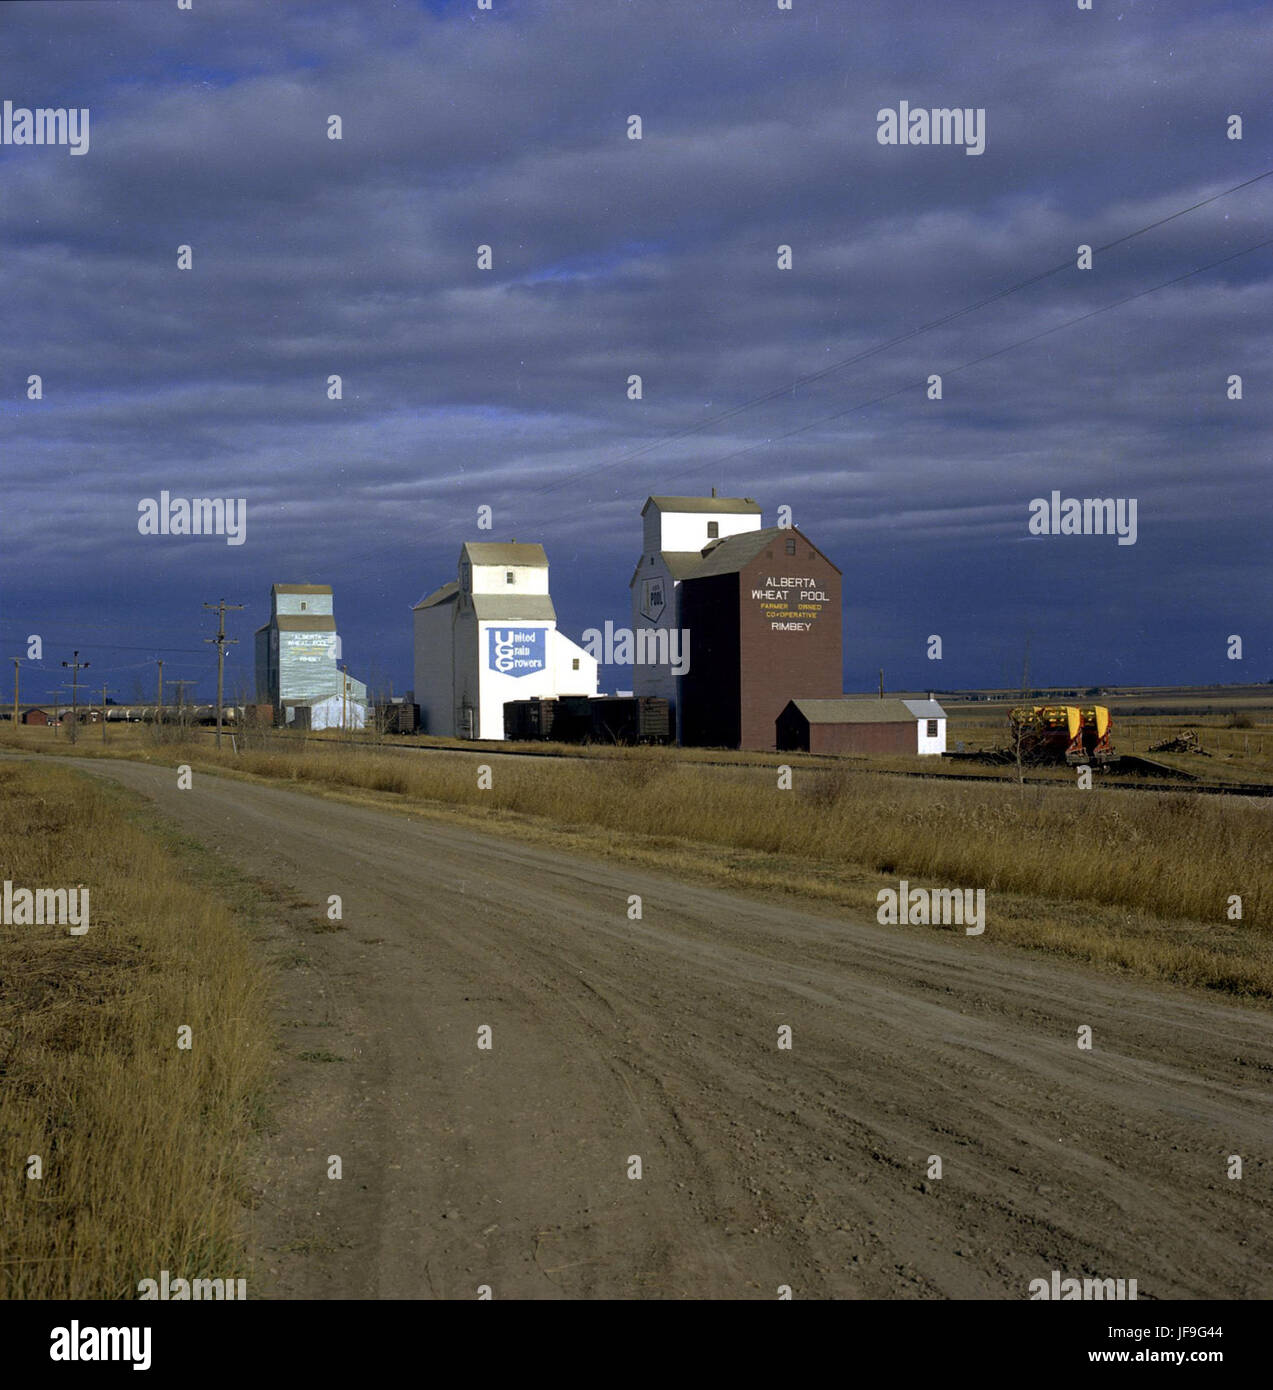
<box><xmin>204</xmin><ymin>727</ymin><xmax>1273</xmax><ymax>799</ymax></box>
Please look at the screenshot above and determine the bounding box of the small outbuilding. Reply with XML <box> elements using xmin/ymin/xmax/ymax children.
<box><xmin>284</xmin><ymin>692</ymin><xmax>367</xmax><ymax>732</ymax></box>
<box><xmin>20</xmin><ymin>707</ymin><xmax>49</xmax><ymax>725</ymax></box>
<box><xmin>901</xmin><ymin>698</ymin><xmax>947</xmax><ymax>755</ymax></box>
<box><xmin>776</xmin><ymin>696</ymin><xmax>948</xmax><ymax>756</ymax></box>
<box><xmin>57</xmin><ymin>707</ymin><xmax>100</xmax><ymax>724</ymax></box>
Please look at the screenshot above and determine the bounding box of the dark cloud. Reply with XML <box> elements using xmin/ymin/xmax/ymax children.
<box><xmin>1</xmin><ymin>0</ymin><xmax>1270</xmax><ymax>701</ymax></box>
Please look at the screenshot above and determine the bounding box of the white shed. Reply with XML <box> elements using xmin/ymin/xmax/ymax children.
<box><xmin>903</xmin><ymin>698</ymin><xmax>947</xmax><ymax>755</ymax></box>
<box><xmin>285</xmin><ymin>691</ymin><xmax>367</xmax><ymax>731</ymax></box>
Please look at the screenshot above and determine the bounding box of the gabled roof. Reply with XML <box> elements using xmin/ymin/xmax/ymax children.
<box><xmin>784</xmin><ymin>698</ymin><xmax>915</xmax><ymax>724</ymax></box>
<box><xmin>902</xmin><ymin>699</ymin><xmax>947</xmax><ymax>720</ymax></box>
<box><xmin>684</xmin><ymin>526</ymin><xmax>842</xmax><ymax>579</ymax></box>
<box><xmin>413</xmin><ymin>579</ymin><xmax>459</xmax><ymax>611</ymax></box>
<box><xmin>642</xmin><ymin>495</ymin><xmax>760</xmax><ymax>516</ymax></box>
<box><xmin>461</xmin><ymin>541</ymin><xmax>548</xmax><ymax>567</ymax></box>
<box><xmin>272</xmin><ymin>583</ymin><xmax>332</xmax><ymax>595</ymax></box>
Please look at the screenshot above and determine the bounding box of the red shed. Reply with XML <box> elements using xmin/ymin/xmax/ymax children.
<box><xmin>776</xmin><ymin>698</ymin><xmax>917</xmax><ymax>755</ymax></box>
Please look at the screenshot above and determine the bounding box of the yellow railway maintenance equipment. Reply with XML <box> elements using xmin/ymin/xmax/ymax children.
<box><xmin>1008</xmin><ymin>704</ymin><xmax>1115</xmax><ymax>765</ymax></box>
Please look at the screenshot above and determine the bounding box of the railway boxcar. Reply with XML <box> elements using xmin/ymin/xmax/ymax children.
<box><xmin>502</xmin><ymin>694</ymin><xmax>670</xmax><ymax>744</ymax></box>
<box><xmin>588</xmin><ymin>695</ymin><xmax>671</xmax><ymax>744</ymax></box>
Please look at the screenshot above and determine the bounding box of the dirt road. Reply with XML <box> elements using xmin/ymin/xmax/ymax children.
<box><xmin>51</xmin><ymin>756</ymin><xmax>1273</xmax><ymax>1298</ymax></box>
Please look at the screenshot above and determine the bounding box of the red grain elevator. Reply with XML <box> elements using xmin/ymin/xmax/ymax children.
<box><xmin>678</xmin><ymin>526</ymin><xmax>842</xmax><ymax>750</ymax></box>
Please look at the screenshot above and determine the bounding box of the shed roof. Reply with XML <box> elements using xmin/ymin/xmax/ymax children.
<box><xmin>272</xmin><ymin>583</ymin><xmax>332</xmax><ymax>595</ymax></box>
<box><xmin>627</xmin><ymin>550</ymin><xmax>707</xmax><ymax>587</ymax></box>
<box><xmin>471</xmin><ymin>594</ymin><xmax>556</xmax><ymax>622</ymax></box>
<box><xmin>784</xmin><ymin>698</ymin><xmax>916</xmax><ymax>725</ymax></box>
<box><xmin>413</xmin><ymin>579</ymin><xmax>459</xmax><ymax>611</ymax></box>
<box><xmin>461</xmin><ymin>541</ymin><xmax>548</xmax><ymax>567</ymax></box>
<box><xmin>642</xmin><ymin>495</ymin><xmax>760</xmax><ymax>516</ymax></box>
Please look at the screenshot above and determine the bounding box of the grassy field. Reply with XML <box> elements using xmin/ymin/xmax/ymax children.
<box><xmin>235</xmin><ymin>695</ymin><xmax>1273</xmax><ymax>786</ymax></box>
<box><xmin>2</xmin><ymin>700</ymin><xmax>1267</xmax><ymax>1299</ymax></box>
<box><xmin>943</xmin><ymin>699</ymin><xmax>1273</xmax><ymax>783</ymax></box>
<box><xmin>6</xmin><ymin>715</ymin><xmax>1271</xmax><ymax>1000</ymax></box>
<box><xmin>0</xmin><ymin>760</ymin><xmax>272</xmax><ymax>1299</ymax></box>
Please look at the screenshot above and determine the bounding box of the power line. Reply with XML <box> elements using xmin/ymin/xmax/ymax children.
<box><xmin>675</xmin><ymin>234</ymin><xmax>1273</xmax><ymax>478</ymax></box>
<box><xmin>330</xmin><ymin>164</ymin><xmax>1273</xmax><ymax>567</ymax></box>
<box><xmin>18</xmin><ymin>655</ymin><xmax>214</xmax><ymax>677</ymax></box>
<box><xmin>0</xmin><ymin>621</ymin><xmax>212</xmax><ymax>656</ymax></box>
<box><xmin>527</xmin><ymin>166</ymin><xmax>1273</xmax><ymax>497</ymax></box>
<box><xmin>6</xmin><ymin>168</ymin><xmax>1267</xmax><ymax>621</ymax></box>
<box><xmin>18</xmin><ymin>650</ymin><xmax>220</xmax><ymax>699</ymax></box>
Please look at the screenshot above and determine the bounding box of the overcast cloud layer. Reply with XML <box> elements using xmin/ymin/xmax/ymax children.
<box><xmin>1</xmin><ymin>0</ymin><xmax>1270</xmax><ymax>702</ymax></box>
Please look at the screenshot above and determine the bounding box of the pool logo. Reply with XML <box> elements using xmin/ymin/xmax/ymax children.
<box><xmin>640</xmin><ymin>577</ymin><xmax>666</xmax><ymax>622</ymax></box>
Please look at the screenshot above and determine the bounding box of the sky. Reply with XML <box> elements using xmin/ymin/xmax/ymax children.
<box><xmin>1</xmin><ymin>0</ymin><xmax>1270</xmax><ymax>705</ymax></box>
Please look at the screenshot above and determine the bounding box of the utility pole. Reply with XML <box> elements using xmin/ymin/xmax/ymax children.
<box><xmin>54</xmin><ymin>685</ymin><xmax>74</xmax><ymax>737</ymax></box>
<box><xmin>878</xmin><ymin>668</ymin><xmax>884</xmax><ymax>700</ymax></box>
<box><xmin>156</xmin><ymin>659</ymin><xmax>164</xmax><ymax>724</ymax></box>
<box><xmin>204</xmin><ymin>600</ymin><xmax>243</xmax><ymax>751</ymax></box>
<box><xmin>101</xmin><ymin>682</ymin><xmax>110</xmax><ymax>743</ymax></box>
<box><xmin>170</xmin><ymin>680</ymin><xmax>196</xmax><ymax>730</ymax></box>
<box><xmin>61</xmin><ymin>651</ymin><xmax>89</xmax><ymax>745</ymax></box>
<box><xmin>11</xmin><ymin>656</ymin><xmax>19</xmax><ymax>726</ymax></box>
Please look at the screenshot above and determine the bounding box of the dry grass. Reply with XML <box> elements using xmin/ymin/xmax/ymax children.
<box><xmin>180</xmin><ymin>743</ymin><xmax>1273</xmax><ymax>921</ymax></box>
<box><xmin>5</xmin><ymin>720</ymin><xmax>1269</xmax><ymax>998</ymax></box>
<box><xmin>945</xmin><ymin>701</ymin><xmax>1273</xmax><ymax>782</ymax></box>
<box><xmin>0</xmin><ymin>761</ymin><xmax>271</xmax><ymax>1298</ymax></box>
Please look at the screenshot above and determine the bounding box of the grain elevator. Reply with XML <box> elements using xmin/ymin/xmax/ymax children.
<box><xmin>413</xmin><ymin>541</ymin><xmax>598</xmax><ymax>739</ymax></box>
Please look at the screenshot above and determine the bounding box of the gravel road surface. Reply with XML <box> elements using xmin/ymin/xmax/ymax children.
<box><xmin>49</xmin><ymin>756</ymin><xmax>1273</xmax><ymax>1299</ymax></box>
